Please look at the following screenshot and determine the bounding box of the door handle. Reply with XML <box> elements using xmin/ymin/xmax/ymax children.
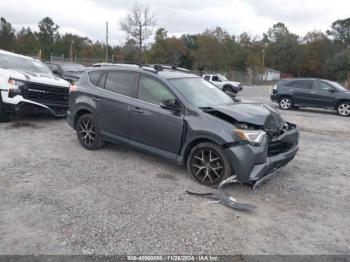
<box><xmin>131</xmin><ymin>107</ymin><xmax>144</xmax><ymax>114</ymax></box>
<box><xmin>310</xmin><ymin>91</ymin><xmax>317</xmax><ymax>94</ymax></box>
<box><xmin>92</xmin><ymin>97</ymin><xmax>102</xmax><ymax>102</ymax></box>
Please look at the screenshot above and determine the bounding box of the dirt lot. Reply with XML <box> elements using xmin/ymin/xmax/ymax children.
<box><xmin>0</xmin><ymin>86</ymin><xmax>349</xmax><ymax>255</ymax></box>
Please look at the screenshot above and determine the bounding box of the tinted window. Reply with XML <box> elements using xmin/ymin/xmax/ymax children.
<box><xmin>212</xmin><ymin>76</ymin><xmax>221</xmax><ymax>82</ymax></box>
<box><xmin>313</xmin><ymin>81</ymin><xmax>335</xmax><ymax>92</ymax></box>
<box><xmin>47</xmin><ymin>64</ymin><xmax>59</xmax><ymax>72</ymax></box>
<box><xmin>88</xmin><ymin>71</ymin><xmax>105</xmax><ymax>87</ymax></box>
<box><xmin>105</xmin><ymin>71</ymin><xmax>136</xmax><ymax>97</ymax></box>
<box><xmin>286</xmin><ymin>80</ymin><xmax>311</xmax><ymax>89</ymax></box>
<box><xmin>138</xmin><ymin>75</ymin><xmax>175</xmax><ymax>105</ymax></box>
<box><xmin>204</xmin><ymin>75</ymin><xmax>210</xmax><ymax>81</ymax></box>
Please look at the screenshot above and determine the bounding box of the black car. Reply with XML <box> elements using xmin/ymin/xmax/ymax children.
<box><xmin>46</xmin><ymin>62</ymin><xmax>86</xmax><ymax>84</ymax></box>
<box><xmin>271</xmin><ymin>78</ymin><xmax>350</xmax><ymax>116</ymax></box>
<box><xmin>67</xmin><ymin>65</ymin><xmax>299</xmax><ymax>186</ymax></box>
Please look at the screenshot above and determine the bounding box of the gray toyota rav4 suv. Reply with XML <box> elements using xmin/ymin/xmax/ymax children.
<box><xmin>67</xmin><ymin>65</ymin><xmax>299</xmax><ymax>186</ymax></box>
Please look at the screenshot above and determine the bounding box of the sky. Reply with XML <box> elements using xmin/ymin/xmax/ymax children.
<box><xmin>1</xmin><ymin>0</ymin><xmax>349</xmax><ymax>45</ymax></box>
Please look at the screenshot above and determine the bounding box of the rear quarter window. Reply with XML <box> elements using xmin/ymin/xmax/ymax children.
<box><xmin>88</xmin><ymin>71</ymin><xmax>105</xmax><ymax>87</ymax></box>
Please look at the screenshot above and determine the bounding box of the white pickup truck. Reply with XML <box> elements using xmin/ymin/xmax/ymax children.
<box><xmin>0</xmin><ymin>49</ymin><xmax>70</xmax><ymax>122</ymax></box>
<box><xmin>203</xmin><ymin>74</ymin><xmax>243</xmax><ymax>93</ymax></box>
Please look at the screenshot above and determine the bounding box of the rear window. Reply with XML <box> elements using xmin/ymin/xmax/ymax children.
<box><xmin>88</xmin><ymin>71</ymin><xmax>105</xmax><ymax>86</ymax></box>
<box><xmin>105</xmin><ymin>71</ymin><xmax>136</xmax><ymax>97</ymax></box>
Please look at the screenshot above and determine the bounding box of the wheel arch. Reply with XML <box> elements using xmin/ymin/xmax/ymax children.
<box><xmin>180</xmin><ymin>136</ymin><xmax>223</xmax><ymax>164</ymax></box>
<box><xmin>335</xmin><ymin>99</ymin><xmax>350</xmax><ymax>110</ymax></box>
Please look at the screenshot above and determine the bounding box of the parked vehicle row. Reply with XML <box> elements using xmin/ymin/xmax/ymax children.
<box><xmin>271</xmin><ymin>78</ymin><xmax>350</xmax><ymax>116</ymax></box>
<box><xmin>68</xmin><ymin>64</ymin><xmax>299</xmax><ymax>186</ymax></box>
<box><xmin>45</xmin><ymin>62</ymin><xmax>86</xmax><ymax>84</ymax></box>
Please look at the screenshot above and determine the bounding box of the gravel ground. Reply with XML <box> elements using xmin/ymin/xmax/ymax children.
<box><xmin>0</xmin><ymin>85</ymin><xmax>349</xmax><ymax>255</ymax></box>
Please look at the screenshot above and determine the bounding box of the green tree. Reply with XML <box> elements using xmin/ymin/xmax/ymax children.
<box><xmin>0</xmin><ymin>17</ymin><xmax>16</xmax><ymax>51</ymax></box>
<box><xmin>37</xmin><ymin>17</ymin><xmax>60</xmax><ymax>59</ymax></box>
<box><xmin>15</xmin><ymin>27</ymin><xmax>39</xmax><ymax>55</ymax></box>
<box><xmin>327</xmin><ymin>18</ymin><xmax>350</xmax><ymax>46</ymax></box>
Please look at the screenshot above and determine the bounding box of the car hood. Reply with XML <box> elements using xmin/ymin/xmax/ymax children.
<box><xmin>210</xmin><ymin>102</ymin><xmax>285</xmax><ymax>129</ymax></box>
<box><xmin>8</xmin><ymin>69</ymin><xmax>70</xmax><ymax>88</ymax></box>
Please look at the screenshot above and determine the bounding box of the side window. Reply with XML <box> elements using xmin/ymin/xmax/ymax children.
<box><xmin>204</xmin><ymin>75</ymin><xmax>210</xmax><ymax>81</ymax></box>
<box><xmin>212</xmin><ymin>76</ymin><xmax>221</xmax><ymax>82</ymax></box>
<box><xmin>138</xmin><ymin>75</ymin><xmax>175</xmax><ymax>105</ymax></box>
<box><xmin>88</xmin><ymin>71</ymin><xmax>105</xmax><ymax>87</ymax></box>
<box><xmin>287</xmin><ymin>80</ymin><xmax>311</xmax><ymax>89</ymax></box>
<box><xmin>105</xmin><ymin>71</ymin><xmax>136</xmax><ymax>97</ymax></box>
<box><xmin>313</xmin><ymin>81</ymin><xmax>334</xmax><ymax>92</ymax></box>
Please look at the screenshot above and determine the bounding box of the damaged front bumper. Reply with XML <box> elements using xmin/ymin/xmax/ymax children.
<box><xmin>225</xmin><ymin>122</ymin><xmax>299</xmax><ymax>185</ymax></box>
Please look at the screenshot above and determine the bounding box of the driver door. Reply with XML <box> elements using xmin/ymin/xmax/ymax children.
<box><xmin>310</xmin><ymin>81</ymin><xmax>337</xmax><ymax>108</ymax></box>
<box><xmin>129</xmin><ymin>74</ymin><xmax>184</xmax><ymax>156</ymax></box>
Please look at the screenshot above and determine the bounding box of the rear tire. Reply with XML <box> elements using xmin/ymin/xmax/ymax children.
<box><xmin>0</xmin><ymin>97</ymin><xmax>9</xmax><ymax>123</ymax></box>
<box><xmin>76</xmin><ymin>114</ymin><xmax>104</xmax><ymax>150</ymax></box>
<box><xmin>337</xmin><ymin>102</ymin><xmax>350</xmax><ymax>117</ymax></box>
<box><xmin>279</xmin><ymin>96</ymin><xmax>293</xmax><ymax>110</ymax></box>
<box><xmin>187</xmin><ymin>142</ymin><xmax>233</xmax><ymax>186</ymax></box>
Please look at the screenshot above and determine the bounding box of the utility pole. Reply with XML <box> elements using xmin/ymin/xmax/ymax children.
<box><xmin>106</xmin><ymin>22</ymin><xmax>109</xmax><ymax>62</ymax></box>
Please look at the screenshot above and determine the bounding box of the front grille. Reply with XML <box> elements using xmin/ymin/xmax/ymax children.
<box><xmin>268</xmin><ymin>140</ymin><xmax>293</xmax><ymax>156</ymax></box>
<box><xmin>21</xmin><ymin>83</ymin><xmax>69</xmax><ymax>105</ymax></box>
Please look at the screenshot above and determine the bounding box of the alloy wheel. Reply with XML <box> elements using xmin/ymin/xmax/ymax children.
<box><xmin>78</xmin><ymin>119</ymin><xmax>96</xmax><ymax>145</ymax></box>
<box><xmin>280</xmin><ymin>98</ymin><xmax>291</xmax><ymax>110</ymax></box>
<box><xmin>190</xmin><ymin>148</ymin><xmax>225</xmax><ymax>184</ymax></box>
<box><xmin>338</xmin><ymin>103</ymin><xmax>350</xmax><ymax>116</ymax></box>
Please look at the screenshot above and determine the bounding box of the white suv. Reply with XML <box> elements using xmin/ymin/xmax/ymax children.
<box><xmin>0</xmin><ymin>49</ymin><xmax>70</xmax><ymax>122</ymax></box>
<box><xmin>203</xmin><ymin>74</ymin><xmax>243</xmax><ymax>93</ymax></box>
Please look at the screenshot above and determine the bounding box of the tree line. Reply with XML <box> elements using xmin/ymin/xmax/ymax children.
<box><xmin>0</xmin><ymin>14</ymin><xmax>350</xmax><ymax>82</ymax></box>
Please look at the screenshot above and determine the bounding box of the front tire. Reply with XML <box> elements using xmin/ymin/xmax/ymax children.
<box><xmin>76</xmin><ymin>114</ymin><xmax>104</xmax><ymax>150</ymax></box>
<box><xmin>187</xmin><ymin>142</ymin><xmax>233</xmax><ymax>186</ymax></box>
<box><xmin>223</xmin><ymin>86</ymin><xmax>237</xmax><ymax>94</ymax></box>
<box><xmin>279</xmin><ymin>96</ymin><xmax>293</xmax><ymax>110</ymax></box>
<box><xmin>337</xmin><ymin>102</ymin><xmax>350</xmax><ymax>117</ymax></box>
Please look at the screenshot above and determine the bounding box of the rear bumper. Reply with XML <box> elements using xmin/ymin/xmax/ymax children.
<box><xmin>225</xmin><ymin>124</ymin><xmax>299</xmax><ymax>184</ymax></box>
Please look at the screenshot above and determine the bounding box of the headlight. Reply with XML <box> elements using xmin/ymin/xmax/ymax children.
<box><xmin>8</xmin><ymin>78</ymin><xmax>26</xmax><ymax>98</ymax></box>
<box><xmin>234</xmin><ymin>129</ymin><xmax>266</xmax><ymax>146</ymax></box>
<box><xmin>8</xmin><ymin>78</ymin><xmax>26</xmax><ymax>89</ymax></box>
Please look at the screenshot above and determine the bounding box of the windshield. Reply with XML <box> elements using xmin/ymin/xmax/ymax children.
<box><xmin>218</xmin><ymin>74</ymin><xmax>228</xmax><ymax>81</ymax></box>
<box><xmin>170</xmin><ymin>77</ymin><xmax>233</xmax><ymax>108</ymax></box>
<box><xmin>61</xmin><ymin>64</ymin><xmax>86</xmax><ymax>72</ymax></box>
<box><xmin>0</xmin><ymin>53</ymin><xmax>53</xmax><ymax>76</ymax></box>
<box><xmin>326</xmin><ymin>80</ymin><xmax>347</xmax><ymax>92</ymax></box>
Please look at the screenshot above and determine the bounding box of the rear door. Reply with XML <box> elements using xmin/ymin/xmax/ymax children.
<box><xmin>129</xmin><ymin>74</ymin><xmax>184</xmax><ymax>156</ymax></box>
<box><xmin>310</xmin><ymin>80</ymin><xmax>337</xmax><ymax>108</ymax></box>
<box><xmin>95</xmin><ymin>70</ymin><xmax>138</xmax><ymax>140</ymax></box>
<box><xmin>288</xmin><ymin>80</ymin><xmax>313</xmax><ymax>105</ymax></box>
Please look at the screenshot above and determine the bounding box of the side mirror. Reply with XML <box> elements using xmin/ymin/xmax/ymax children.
<box><xmin>329</xmin><ymin>89</ymin><xmax>336</xmax><ymax>93</ymax></box>
<box><xmin>160</xmin><ymin>99</ymin><xmax>181</xmax><ymax>111</ymax></box>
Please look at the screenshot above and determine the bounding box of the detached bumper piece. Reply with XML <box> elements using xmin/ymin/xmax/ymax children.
<box><xmin>226</xmin><ymin>122</ymin><xmax>299</xmax><ymax>185</ymax></box>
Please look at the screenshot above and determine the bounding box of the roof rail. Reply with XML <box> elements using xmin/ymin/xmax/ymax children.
<box><xmin>146</xmin><ymin>64</ymin><xmax>190</xmax><ymax>73</ymax></box>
